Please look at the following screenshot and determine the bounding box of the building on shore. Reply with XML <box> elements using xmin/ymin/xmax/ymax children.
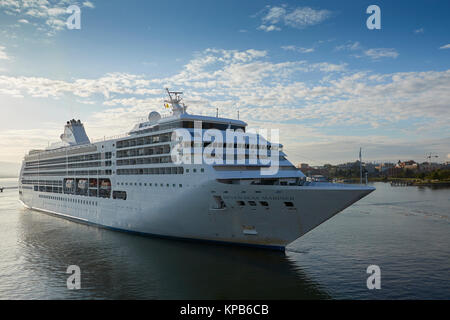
<box><xmin>395</xmin><ymin>160</ymin><xmax>419</xmax><ymax>170</ymax></box>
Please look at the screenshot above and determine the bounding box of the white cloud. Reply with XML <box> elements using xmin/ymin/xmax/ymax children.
<box><xmin>364</xmin><ymin>48</ymin><xmax>399</xmax><ymax>60</ymax></box>
<box><xmin>284</xmin><ymin>7</ymin><xmax>331</xmax><ymax>28</ymax></box>
<box><xmin>262</xmin><ymin>6</ymin><xmax>286</xmax><ymax>24</ymax></box>
<box><xmin>0</xmin><ymin>46</ymin><xmax>10</xmax><ymax>60</ymax></box>
<box><xmin>83</xmin><ymin>1</ymin><xmax>94</xmax><ymax>9</ymax></box>
<box><xmin>439</xmin><ymin>44</ymin><xmax>450</xmax><ymax>50</ymax></box>
<box><xmin>414</xmin><ymin>28</ymin><xmax>424</xmax><ymax>34</ymax></box>
<box><xmin>0</xmin><ymin>0</ymin><xmax>20</xmax><ymax>14</ymax></box>
<box><xmin>336</xmin><ymin>41</ymin><xmax>398</xmax><ymax>60</ymax></box>
<box><xmin>257</xmin><ymin>5</ymin><xmax>331</xmax><ymax>31</ymax></box>
<box><xmin>0</xmin><ymin>72</ymin><xmax>158</xmax><ymax>99</ymax></box>
<box><xmin>45</xmin><ymin>17</ymin><xmax>66</xmax><ymax>31</ymax></box>
<box><xmin>282</xmin><ymin>45</ymin><xmax>315</xmax><ymax>53</ymax></box>
<box><xmin>0</xmin><ymin>0</ymin><xmax>96</xmax><ymax>35</ymax></box>
<box><xmin>258</xmin><ymin>25</ymin><xmax>281</xmax><ymax>32</ymax></box>
<box><xmin>335</xmin><ymin>41</ymin><xmax>361</xmax><ymax>51</ymax></box>
<box><xmin>0</xmin><ymin>48</ymin><xmax>449</xmax><ymax>164</ymax></box>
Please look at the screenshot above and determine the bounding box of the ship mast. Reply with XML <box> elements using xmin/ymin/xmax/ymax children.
<box><xmin>164</xmin><ymin>88</ymin><xmax>187</xmax><ymax>115</ymax></box>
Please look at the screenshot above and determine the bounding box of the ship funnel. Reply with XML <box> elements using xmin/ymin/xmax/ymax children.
<box><xmin>60</xmin><ymin>119</ymin><xmax>90</xmax><ymax>145</ymax></box>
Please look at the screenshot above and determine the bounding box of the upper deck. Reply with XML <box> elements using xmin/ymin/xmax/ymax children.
<box><xmin>21</xmin><ymin>89</ymin><xmax>304</xmax><ymax>183</ymax></box>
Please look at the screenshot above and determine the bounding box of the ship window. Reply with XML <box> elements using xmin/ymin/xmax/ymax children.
<box><xmin>237</xmin><ymin>201</ymin><xmax>245</xmax><ymax>206</ymax></box>
<box><xmin>248</xmin><ymin>201</ymin><xmax>257</xmax><ymax>206</ymax></box>
<box><xmin>179</xmin><ymin>184</ymin><xmax>182</xmax><ymax>187</ymax></box>
<box><xmin>113</xmin><ymin>191</ymin><xmax>127</xmax><ymax>200</ymax></box>
<box><xmin>201</xmin><ymin>168</ymin><xmax>204</xmax><ymax>172</ymax></box>
<box><xmin>212</xmin><ymin>196</ymin><xmax>226</xmax><ymax>209</ymax></box>
<box><xmin>99</xmin><ymin>179</ymin><xmax>111</xmax><ymax>198</ymax></box>
<box><xmin>193</xmin><ymin>169</ymin><xmax>197</xmax><ymax>173</ymax></box>
<box><xmin>260</xmin><ymin>201</ymin><xmax>269</xmax><ymax>207</ymax></box>
<box><xmin>284</xmin><ymin>202</ymin><xmax>294</xmax><ymax>207</ymax></box>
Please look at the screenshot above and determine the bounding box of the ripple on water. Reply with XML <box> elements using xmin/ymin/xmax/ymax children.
<box><xmin>0</xmin><ymin>181</ymin><xmax>449</xmax><ymax>299</ymax></box>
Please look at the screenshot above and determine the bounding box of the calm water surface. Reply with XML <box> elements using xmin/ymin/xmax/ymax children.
<box><xmin>0</xmin><ymin>178</ymin><xmax>449</xmax><ymax>299</ymax></box>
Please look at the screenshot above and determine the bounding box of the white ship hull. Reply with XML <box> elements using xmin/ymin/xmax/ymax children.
<box><xmin>20</xmin><ymin>180</ymin><xmax>374</xmax><ymax>250</ymax></box>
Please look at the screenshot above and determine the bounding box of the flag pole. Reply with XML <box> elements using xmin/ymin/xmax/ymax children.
<box><xmin>359</xmin><ymin>147</ymin><xmax>362</xmax><ymax>184</ymax></box>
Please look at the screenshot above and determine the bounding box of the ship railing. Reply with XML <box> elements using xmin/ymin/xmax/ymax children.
<box><xmin>91</xmin><ymin>133</ymin><xmax>130</xmax><ymax>143</ymax></box>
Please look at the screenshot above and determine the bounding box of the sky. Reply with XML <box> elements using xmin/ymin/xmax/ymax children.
<box><xmin>0</xmin><ymin>0</ymin><xmax>449</xmax><ymax>171</ymax></box>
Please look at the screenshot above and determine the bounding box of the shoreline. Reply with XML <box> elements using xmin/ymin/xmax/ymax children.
<box><xmin>333</xmin><ymin>177</ymin><xmax>450</xmax><ymax>187</ymax></box>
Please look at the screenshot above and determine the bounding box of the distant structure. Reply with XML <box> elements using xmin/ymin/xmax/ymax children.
<box><xmin>395</xmin><ymin>160</ymin><xmax>418</xmax><ymax>170</ymax></box>
<box><xmin>375</xmin><ymin>162</ymin><xmax>394</xmax><ymax>174</ymax></box>
<box><xmin>299</xmin><ymin>163</ymin><xmax>309</xmax><ymax>170</ymax></box>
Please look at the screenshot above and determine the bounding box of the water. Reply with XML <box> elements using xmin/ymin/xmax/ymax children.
<box><xmin>0</xmin><ymin>178</ymin><xmax>449</xmax><ymax>299</ymax></box>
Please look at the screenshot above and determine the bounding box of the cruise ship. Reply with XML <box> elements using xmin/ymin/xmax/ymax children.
<box><xmin>19</xmin><ymin>90</ymin><xmax>375</xmax><ymax>250</ymax></box>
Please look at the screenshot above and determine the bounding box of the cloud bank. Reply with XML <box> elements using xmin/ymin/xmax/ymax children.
<box><xmin>0</xmin><ymin>48</ymin><xmax>448</xmax><ymax>164</ymax></box>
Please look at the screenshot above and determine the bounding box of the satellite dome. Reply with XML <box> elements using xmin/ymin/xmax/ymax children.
<box><xmin>148</xmin><ymin>111</ymin><xmax>161</xmax><ymax>123</ymax></box>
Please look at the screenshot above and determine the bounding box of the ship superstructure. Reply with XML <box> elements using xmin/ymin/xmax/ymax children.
<box><xmin>19</xmin><ymin>90</ymin><xmax>374</xmax><ymax>250</ymax></box>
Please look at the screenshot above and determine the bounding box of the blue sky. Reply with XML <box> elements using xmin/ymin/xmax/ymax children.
<box><xmin>0</xmin><ymin>0</ymin><xmax>449</xmax><ymax>168</ymax></box>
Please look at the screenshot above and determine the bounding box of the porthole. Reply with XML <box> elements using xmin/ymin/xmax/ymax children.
<box><xmin>284</xmin><ymin>202</ymin><xmax>294</xmax><ymax>208</ymax></box>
